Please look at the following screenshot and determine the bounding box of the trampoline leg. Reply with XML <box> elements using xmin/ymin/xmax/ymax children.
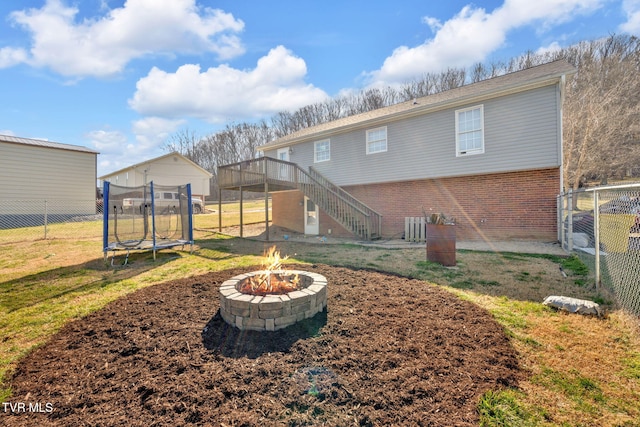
<box><xmin>124</xmin><ymin>250</ymin><xmax>130</xmax><ymax>266</ymax></box>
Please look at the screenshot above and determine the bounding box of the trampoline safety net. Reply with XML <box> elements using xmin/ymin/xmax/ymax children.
<box><xmin>103</xmin><ymin>181</ymin><xmax>194</xmax><ymax>260</ymax></box>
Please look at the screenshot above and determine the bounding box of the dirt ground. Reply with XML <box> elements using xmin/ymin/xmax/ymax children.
<box><xmin>4</xmin><ymin>264</ymin><xmax>521</xmax><ymax>426</ymax></box>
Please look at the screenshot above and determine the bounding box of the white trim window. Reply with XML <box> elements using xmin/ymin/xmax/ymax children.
<box><xmin>314</xmin><ymin>139</ymin><xmax>330</xmax><ymax>163</ymax></box>
<box><xmin>366</xmin><ymin>126</ymin><xmax>387</xmax><ymax>154</ymax></box>
<box><xmin>455</xmin><ymin>105</ymin><xmax>484</xmax><ymax>156</ymax></box>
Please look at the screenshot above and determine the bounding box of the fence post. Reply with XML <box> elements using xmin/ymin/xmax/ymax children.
<box><xmin>557</xmin><ymin>194</ymin><xmax>562</xmax><ymax>244</ymax></box>
<box><xmin>593</xmin><ymin>190</ymin><xmax>600</xmax><ymax>291</ymax></box>
<box><xmin>44</xmin><ymin>199</ymin><xmax>48</xmax><ymax>239</ymax></box>
<box><xmin>567</xmin><ymin>190</ymin><xmax>573</xmax><ymax>252</ymax></box>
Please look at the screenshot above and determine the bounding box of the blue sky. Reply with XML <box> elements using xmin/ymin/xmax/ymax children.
<box><xmin>0</xmin><ymin>0</ymin><xmax>637</xmax><ymax>177</ymax></box>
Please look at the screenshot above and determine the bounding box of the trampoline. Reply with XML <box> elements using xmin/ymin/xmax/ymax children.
<box><xmin>103</xmin><ymin>181</ymin><xmax>194</xmax><ymax>264</ymax></box>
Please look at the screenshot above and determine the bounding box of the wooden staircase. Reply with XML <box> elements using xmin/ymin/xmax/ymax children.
<box><xmin>218</xmin><ymin>157</ymin><xmax>382</xmax><ymax>240</ymax></box>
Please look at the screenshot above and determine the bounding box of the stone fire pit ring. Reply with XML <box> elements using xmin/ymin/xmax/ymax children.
<box><xmin>219</xmin><ymin>270</ymin><xmax>327</xmax><ymax>331</ymax></box>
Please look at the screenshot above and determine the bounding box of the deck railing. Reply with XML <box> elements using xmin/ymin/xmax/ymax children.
<box><xmin>218</xmin><ymin>157</ymin><xmax>382</xmax><ymax>240</ymax></box>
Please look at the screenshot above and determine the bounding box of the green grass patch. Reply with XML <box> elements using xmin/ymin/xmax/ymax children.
<box><xmin>450</xmin><ymin>280</ymin><xmax>475</xmax><ymax>289</ymax></box>
<box><xmin>499</xmin><ymin>252</ymin><xmax>589</xmax><ymax>278</ymax></box>
<box><xmin>478</xmin><ymin>389</ymin><xmax>538</xmax><ymax>427</ymax></box>
<box><xmin>621</xmin><ymin>352</ymin><xmax>640</xmax><ymax>379</ymax></box>
<box><xmin>533</xmin><ymin>367</ymin><xmax>606</xmax><ymax>411</ymax></box>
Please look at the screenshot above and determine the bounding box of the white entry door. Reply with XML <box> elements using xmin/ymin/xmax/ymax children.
<box><xmin>304</xmin><ymin>197</ymin><xmax>319</xmax><ymax>235</ymax></box>
<box><xmin>277</xmin><ymin>147</ymin><xmax>289</xmax><ymax>162</ymax></box>
<box><xmin>276</xmin><ymin>147</ymin><xmax>290</xmax><ymax>181</ymax></box>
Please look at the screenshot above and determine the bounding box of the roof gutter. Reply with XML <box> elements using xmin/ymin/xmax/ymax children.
<box><xmin>258</xmin><ymin>69</ymin><xmax>574</xmax><ymax>152</ymax></box>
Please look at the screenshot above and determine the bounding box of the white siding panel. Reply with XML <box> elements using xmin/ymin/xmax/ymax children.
<box><xmin>100</xmin><ymin>154</ymin><xmax>211</xmax><ymax>196</ymax></box>
<box><xmin>1</xmin><ymin>142</ymin><xmax>96</xmax><ymax>201</ymax></box>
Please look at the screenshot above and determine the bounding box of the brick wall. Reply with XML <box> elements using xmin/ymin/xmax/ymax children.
<box><xmin>271</xmin><ymin>190</ymin><xmax>304</xmax><ymax>233</ymax></box>
<box><xmin>343</xmin><ymin>168</ymin><xmax>560</xmax><ymax>241</ymax></box>
<box><xmin>271</xmin><ymin>168</ymin><xmax>560</xmax><ymax>241</ymax></box>
<box><xmin>271</xmin><ymin>190</ymin><xmax>356</xmax><ymax>237</ymax></box>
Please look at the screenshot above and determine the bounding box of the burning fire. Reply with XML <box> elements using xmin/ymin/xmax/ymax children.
<box><xmin>238</xmin><ymin>246</ymin><xmax>301</xmax><ymax>295</ymax></box>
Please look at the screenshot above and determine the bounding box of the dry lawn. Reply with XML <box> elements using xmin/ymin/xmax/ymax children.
<box><xmin>0</xmin><ymin>223</ymin><xmax>639</xmax><ymax>425</ymax></box>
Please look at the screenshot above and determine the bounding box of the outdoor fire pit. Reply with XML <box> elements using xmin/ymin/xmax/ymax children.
<box><xmin>219</xmin><ymin>247</ymin><xmax>327</xmax><ymax>331</ymax></box>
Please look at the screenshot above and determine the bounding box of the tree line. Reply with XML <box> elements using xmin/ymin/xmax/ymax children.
<box><xmin>164</xmin><ymin>34</ymin><xmax>640</xmax><ymax>197</ymax></box>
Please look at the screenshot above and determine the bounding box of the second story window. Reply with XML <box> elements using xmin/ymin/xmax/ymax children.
<box><xmin>366</xmin><ymin>126</ymin><xmax>387</xmax><ymax>154</ymax></box>
<box><xmin>314</xmin><ymin>139</ymin><xmax>330</xmax><ymax>162</ymax></box>
<box><xmin>456</xmin><ymin>105</ymin><xmax>484</xmax><ymax>156</ymax></box>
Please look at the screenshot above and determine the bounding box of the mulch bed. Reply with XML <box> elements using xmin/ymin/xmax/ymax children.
<box><xmin>4</xmin><ymin>264</ymin><xmax>522</xmax><ymax>426</ymax></box>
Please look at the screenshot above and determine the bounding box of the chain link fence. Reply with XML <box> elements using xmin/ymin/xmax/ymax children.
<box><xmin>558</xmin><ymin>183</ymin><xmax>640</xmax><ymax>315</ymax></box>
<box><xmin>0</xmin><ymin>199</ymin><xmax>103</xmax><ymax>243</ymax></box>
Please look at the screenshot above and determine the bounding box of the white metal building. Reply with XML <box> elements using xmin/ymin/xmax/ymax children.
<box><xmin>0</xmin><ymin>134</ymin><xmax>98</xmax><ymax>215</ymax></box>
<box><xmin>98</xmin><ymin>152</ymin><xmax>213</xmax><ymax>200</ymax></box>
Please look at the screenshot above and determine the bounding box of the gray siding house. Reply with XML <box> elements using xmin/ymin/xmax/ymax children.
<box><xmin>0</xmin><ymin>134</ymin><xmax>98</xmax><ymax>217</ymax></box>
<box><xmin>219</xmin><ymin>60</ymin><xmax>575</xmax><ymax>241</ymax></box>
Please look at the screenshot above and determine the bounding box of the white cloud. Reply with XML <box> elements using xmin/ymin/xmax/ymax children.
<box><xmin>421</xmin><ymin>16</ymin><xmax>443</xmax><ymax>33</ymax></box>
<box><xmin>85</xmin><ymin>129</ymin><xmax>128</xmax><ymax>154</ymax></box>
<box><xmin>620</xmin><ymin>0</ymin><xmax>640</xmax><ymax>34</ymax></box>
<box><xmin>535</xmin><ymin>41</ymin><xmax>563</xmax><ymax>56</ymax></box>
<box><xmin>131</xmin><ymin>117</ymin><xmax>185</xmax><ymax>154</ymax></box>
<box><xmin>5</xmin><ymin>0</ymin><xmax>245</xmax><ymax>78</ymax></box>
<box><xmin>91</xmin><ymin>118</ymin><xmax>184</xmax><ymax>176</ymax></box>
<box><xmin>129</xmin><ymin>46</ymin><xmax>329</xmax><ymax>122</ymax></box>
<box><xmin>0</xmin><ymin>47</ymin><xmax>28</xmax><ymax>68</ymax></box>
<box><xmin>367</xmin><ymin>0</ymin><xmax>605</xmax><ymax>87</ymax></box>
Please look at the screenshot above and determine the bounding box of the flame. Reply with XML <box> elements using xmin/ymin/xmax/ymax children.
<box><xmin>239</xmin><ymin>246</ymin><xmax>300</xmax><ymax>295</ymax></box>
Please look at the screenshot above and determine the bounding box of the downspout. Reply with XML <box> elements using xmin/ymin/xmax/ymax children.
<box><xmin>558</xmin><ymin>73</ymin><xmax>566</xmax><ymax>193</ymax></box>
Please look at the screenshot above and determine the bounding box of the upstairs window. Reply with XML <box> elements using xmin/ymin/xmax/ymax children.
<box><xmin>456</xmin><ymin>105</ymin><xmax>484</xmax><ymax>156</ymax></box>
<box><xmin>314</xmin><ymin>139</ymin><xmax>330</xmax><ymax>162</ymax></box>
<box><xmin>367</xmin><ymin>126</ymin><xmax>387</xmax><ymax>154</ymax></box>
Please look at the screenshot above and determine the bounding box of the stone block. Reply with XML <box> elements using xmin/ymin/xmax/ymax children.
<box><xmin>230</xmin><ymin>299</ymin><xmax>251</xmax><ymax>310</ymax></box>
<box><xmin>220</xmin><ymin>279</ymin><xmax>238</xmax><ymax>288</ymax></box>
<box><xmin>274</xmin><ymin>314</ymin><xmax>297</xmax><ymax>326</ymax></box>
<box><xmin>287</xmin><ymin>290</ymin><xmax>308</xmax><ymax>301</ymax></box>
<box><xmin>220</xmin><ymin>306</ymin><xmax>234</xmax><ymax>323</ymax></box>
<box><xmin>291</xmin><ymin>301</ymin><xmax>311</xmax><ymax>315</ymax></box>
<box><xmin>218</xmin><ymin>297</ymin><xmax>229</xmax><ymax>312</ymax></box>
<box><xmin>243</xmin><ymin>318</ymin><xmax>265</xmax><ymax>329</ymax></box>
<box><xmin>305</xmin><ymin>306</ymin><xmax>318</xmax><ymax>318</ymax></box>
<box><xmin>265</xmin><ymin>318</ymin><xmax>275</xmax><ymax>331</ymax></box>
<box><xmin>307</xmin><ymin>284</ymin><xmax>326</xmax><ymax>293</ymax></box>
<box><xmin>230</xmin><ymin>306</ymin><xmax>250</xmax><ymax>317</ymax></box>
<box><xmin>219</xmin><ymin>288</ymin><xmax>240</xmax><ymax>297</ymax></box>
<box><xmin>258</xmin><ymin>308</ymin><xmax>284</xmax><ymax>319</ymax></box>
<box><xmin>259</xmin><ymin>296</ymin><xmax>283</xmax><ymax>310</ymax></box>
<box><xmin>235</xmin><ymin>316</ymin><xmax>243</xmax><ymax>329</ymax></box>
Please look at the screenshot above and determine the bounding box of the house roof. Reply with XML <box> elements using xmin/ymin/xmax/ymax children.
<box><xmin>0</xmin><ymin>134</ymin><xmax>99</xmax><ymax>154</ymax></box>
<box><xmin>258</xmin><ymin>60</ymin><xmax>576</xmax><ymax>151</ymax></box>
<box><xmin>98</xmin><ymin>151</ymin><xmax>213</xmax><ymax>180</ymax></box>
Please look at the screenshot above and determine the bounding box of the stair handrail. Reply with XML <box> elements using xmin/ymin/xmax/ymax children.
<box><xmin>307</xmin><ymin>166</ymin><xmax>382</xmax><ymax>220</ymax></box>
<box><xmin>218</xmin><ymin>157</ymin><xmax>382</xmax><ymax>238</ymax></box>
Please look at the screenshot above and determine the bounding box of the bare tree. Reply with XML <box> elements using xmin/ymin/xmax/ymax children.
<box><xmin>562</xmin><ymin>35</ymin><xmax>640</xmax><ymax>191</ymax></box>
<box><xmin>166</xmin><ymin>34</ymin><xmax>640</xmax><ymax>201</ymax></box>
<box><xmin>163</xmin><ymin>128</ymin><xmax>200</xmax><ymax>159</ymax></box>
